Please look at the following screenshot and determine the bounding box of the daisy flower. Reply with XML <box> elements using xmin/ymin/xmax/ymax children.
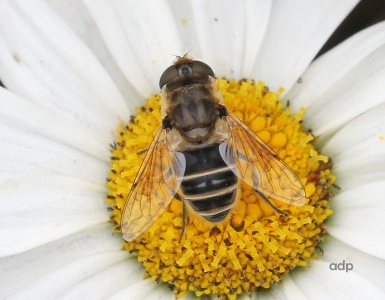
<box><xmin>1</xmin><ymin>0</ymin><xmax>385</xmax><ymax>299</ymax></box>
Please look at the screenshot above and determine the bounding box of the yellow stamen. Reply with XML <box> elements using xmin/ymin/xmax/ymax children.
<box><xmin>107</xmin><ymin>79</ymin><xmax>335</xmax><ymax>299</ymax></box>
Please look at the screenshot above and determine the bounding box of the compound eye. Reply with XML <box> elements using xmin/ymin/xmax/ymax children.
<box><xmin>159</xmin><ymin>60</ymin><xmax>215</xmax><ymax>89</ymax></box>
<box><xmin>191</xmin><ymin>61</ymin><xmax>214</xmax><ymax>77</ymax></box>
<box><xmin>159</xmin><ymin>65</ymin><xmax>179</xmax><ymax>89</ymax></box>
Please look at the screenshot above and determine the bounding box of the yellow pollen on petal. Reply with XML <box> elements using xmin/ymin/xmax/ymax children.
<box><xmin>106</xmin><ymin>79</ymin><xmax>335</xmax><ymax>300</ymax></box>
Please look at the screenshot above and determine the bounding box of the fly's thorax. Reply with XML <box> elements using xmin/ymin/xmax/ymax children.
<box><xmin>166</xmin><ymin>82</ymin><xmax>219</xmax><ymax>142</ymax></box>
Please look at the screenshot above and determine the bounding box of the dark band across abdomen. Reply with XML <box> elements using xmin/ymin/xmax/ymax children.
<box><xmin>181</xmin><ymin>144</ymin><xmax>237</xmax><ymax>223</ymax></box>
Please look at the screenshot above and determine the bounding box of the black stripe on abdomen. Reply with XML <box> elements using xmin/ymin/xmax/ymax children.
<box><xmin>181</xmin><ymin>144</ymin><xmax>238</xmax><ymax>223</ymax></box>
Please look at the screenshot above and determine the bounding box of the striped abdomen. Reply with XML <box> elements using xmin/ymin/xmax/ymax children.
<box><xmin>181</xmin><ymin>143</ymin><xmax>237</xmax><ymax>222</ymax></box>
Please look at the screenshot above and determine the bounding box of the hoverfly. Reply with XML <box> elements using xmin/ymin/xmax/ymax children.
<box><xmin>121</xmin><ymin>56</ymin><xmax>306</xmax><ymax>242</ymax></box>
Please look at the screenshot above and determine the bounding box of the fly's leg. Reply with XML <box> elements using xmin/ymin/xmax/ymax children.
<box><xmin>254</xmin><ymin>189</ymin><xmax>287</xmax><ymax>215</ymax></box>
<box><xmin>174</xmin><ymin>193</ymin><xmax>188</xmax><ymax>243</ymax></box>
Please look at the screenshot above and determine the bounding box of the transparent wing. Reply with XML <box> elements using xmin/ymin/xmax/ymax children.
<box><xmin>121</xmin><ymin>126</ymin><xmax>185</xmax><ymax>241</ymax></box>
<box><xmin>219</xmin><ymin>111</ymin><xmax>306</xmax><ymax>206</ymax></box>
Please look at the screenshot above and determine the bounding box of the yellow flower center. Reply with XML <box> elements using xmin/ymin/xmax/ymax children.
<box><xmin>106</xmin><ymin>79</ymin><xmax>334</xmax><ymax>300</ymax></box>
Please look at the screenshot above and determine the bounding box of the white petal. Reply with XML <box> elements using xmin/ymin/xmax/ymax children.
<box><xmin>188</xmin><ymin>0</ymin><xmax>272</xmax><ymax>79</ymax></box>
<box><xmin>6</xmin><ymin>251</ymin><xmax>130</xmax><ymax>300</ymax></box>
<box><xmin>0</xmin><ymin>0</ymin><xmax>130</xmax><ymax>135</ymax></box>
<box><xmin>242</xmin><ymin>0</ymin><xmax>272</xmax><ymax>78</ymax></box>
<box><xmin>319</xmin><ymin>236</ymin><xmax>385</xmax><ymax>294</ymax></box>
<box><xmin>252</xmin><ymin>0</ymin><xmax>359</xmax><ymax>92</ymax></box>
<box><xmin>57</xmin><ymin>259</ymin><xmax>143</xmax><ymax>299</ymax></box>
<box><xmin>290</xmin><ymin>260</ymin><xmax>385</xmax><ymax>299</ymax></box>
<box><xmin>322</xmin><ymin>103</ymin><xmax>385</xmax><ymax>189</ymax></box>
<box><xmin>261</xmin><ymin>275</ymin><xmax>307</xmax><ymax>300</ymax></box>
<box><xmin>286</xmin><ymin>21</ymin><xmax>385</xmax><ymax>112</ymax></box>
<box><xmin>45</xmin><ymin>0</ymin><xmax>142</xmax><ymax>103</ymax></box>
<box><xmin>0</xmin><ymin>172</ymin><xmax>109</xmax><ymax>256</ymax></box>
<box><xmin>0</xmin><ymin>88</ymin><xmax>110</xmax><ymax>160</ymax></box>
<box><xmin>143</xmin><ymin>284</ymin><xmax>175</xmax><ymax>300</ymax></box>
<box><xmin>192</xmin><ymin>0</ymin><xmax>242</xmax><ymax>75</ymax></box>
<box><xmin>327</xmin><ymin>181</ymin><xmax>385</xmax><ymax>260</ymax></box>
<box><xmin>166</xmin><ymin>0</ymin><xmax>201</xmax><ymax>56</ymax></box>
<box><xmin>108</xmin><ymin>278</ymin><xmax>158</xmax><ymax>300</ymax></box>
<box><xmin>83</xmin><ymin>0</ymin><xmax>183</xmax><ymax>102</ymax></box>
<box><xmin>0</xmin><ymin>224</ymin><xmax>123</xmax><ymax>297</ymax></box>
<box><xmin>0</xmin><ymin>123</ymin><xmax>108</xmax><ymax>183</ymax></box>
<box><xmin>304</xmin><ymin>44</ymin><xmax>385</xmax><ymax>136</ymax></box>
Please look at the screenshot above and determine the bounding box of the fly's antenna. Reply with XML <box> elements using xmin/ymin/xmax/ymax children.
<box><xmin>182</xmin><ymin>47</ymin><xmax>194</xmax><ymax>58</ymax></box>
<box><xmin>166</xmin><ymin>47</ymin><xmax>195</xmax><ymax>61</ymax></box>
